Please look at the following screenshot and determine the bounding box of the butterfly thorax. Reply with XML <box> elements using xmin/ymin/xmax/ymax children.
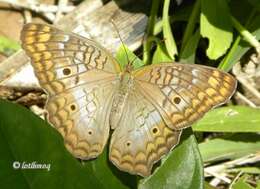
<box><xmin>110</xmin><ymin>72</ymin><xmax>134</xmax><ymax>129</ymax></box>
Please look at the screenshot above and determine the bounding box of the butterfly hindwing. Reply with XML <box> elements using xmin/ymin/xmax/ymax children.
<box><xmin>109</xmin><ymin>89</ymin><xmax>181</xmax><ymax>177</ymax></box>
<box><xmin>21</xmin><ymin>23</ymin><xmax>121</xmax><ymax>159</ymax></box>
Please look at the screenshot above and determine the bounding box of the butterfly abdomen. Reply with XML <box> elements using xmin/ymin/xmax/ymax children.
<box><xmin>110</xmin><ymin>73</ymin><xmax>135</xmax><ymax>129</ymax></box>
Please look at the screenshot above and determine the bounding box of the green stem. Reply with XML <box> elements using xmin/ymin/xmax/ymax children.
<box><xmin>218</xmin><ymin>36</ymin><xmax>241</xmax><ymax>71</ymax></box>
<box><xmin>180</xmin><ymin>0</ymin><xmax>201</xmax><ymax>54</ymax></box>
<box><xmin>219</xmin><ymin>10</ymin><xmax>258</xmax><ymax>71</ymax></box>
<box><xmin>143</xmin><ymin>0</ymin><xmax>160</xmax><ymax>64</ymax></box>
<box><xmin>153</xmin><ymin>19</ymin><xmax>163</xmax><ymax>36</ymax></box>
<box><xmin>162</xmin><ymin>0</ymin><xmax>178</xmax><ymax>59</ymax></box>
<box><xmin>231</xmin><ymin>16</ymin><xmax>260</xmax><ymax>53</ymax></box>
<box><xmin>147</xmin><ymin>36</ymin><xmax>161</xmax><ymax>44</ymax></box>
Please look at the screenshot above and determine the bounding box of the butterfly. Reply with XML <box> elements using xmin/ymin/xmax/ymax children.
<box><xmin>21</xmin><ymin>23</ymin><xmax>237</xmax><ymax>177</ymax></box>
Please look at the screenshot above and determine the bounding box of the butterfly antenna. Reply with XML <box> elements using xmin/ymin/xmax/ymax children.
<box><xmin>127</xmin><ymin>38</ymin><xmax>159</xmax><ymax>67</ymax></box>
<box><xmin>110</xmin><ymin>20</ymin><xmax>131</xmax><ymax>69</ymax></box>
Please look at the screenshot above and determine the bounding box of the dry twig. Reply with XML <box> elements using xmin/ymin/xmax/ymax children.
<box><xmin>0</xmin><ymin>0</ymin><xmax>74</xmax><ymax>13</ymax></box>
<box><xmin>54</xmin><ymin>0</ymin><xmax>68</xmax><ymax>24</ymax></box>
<box><xmin>0</xmin><ymin>0</ymin><xmax>74</xmax><ymax>22</ymax></box>
<box><xmin>233</xmin><ymin>54</ymin><xmax>260</xmax><ymax>103</ymax></box>
<box><xmin>235</xmin><ymin>91</ymin><xmax>257</xmax><ymax>107</ymax></box>
<box><xmin>205</xmin><ymin>153</ymin><xmax>260</xmax><ymax>187</ymax></box>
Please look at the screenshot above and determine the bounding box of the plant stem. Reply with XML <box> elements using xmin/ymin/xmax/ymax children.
<box><xmin>231</xmin><ymin>16</ymin><xmax>260</xmax><ymax>53</ymax></box>
<box><xmin>163</xmin><ymin>0</ymin><xmax>178</xmax><ymax>59</ymax></box>
<box><xmin>219</xmin><ymin>10</ymin><xmax>258</xmax><ymax>71</ymax></box>
<box><xmin>180</xmin><ymin>0</ymin><xmax>201</xmax><ymax>54</ymax></box>
<box><xmin>143</xmin><ymin>0</ymin><xmax>160</xmax><ymax>64</ymax></box>
<box><xmin>218</xmin><ymin>36</ymin><xmax>241</xmax><ymax>71</ymax></box>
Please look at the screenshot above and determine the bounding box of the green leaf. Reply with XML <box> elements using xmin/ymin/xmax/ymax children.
<box><xmin>247</xmin><ymin>0</ymin><xmax>260</xmax><ymax>12</ymax></box>
<box><xmin>0</xmin><ymin>36</ymin><xmax>20</xmax><ymax>55</ymax></box>
<box><xmin>116</xmin><ymin>44</ymin><xmax>144</xmax><ymax>70</ymax></box>
<box><xmin>232</xmin><ymin>175</ymin><xmax>255</xmax><ymax>189</ymax></box>
<box><xmin>193</xmin><ymin>106</ymin><xmax>260</xmax><ymax>132</ymax></box>
<box><xmin>229</xmin><ymin>0</ymin><xmax>254</xmax><ymax>24</ymax></box>
<box><xmin>0</xmin><ymin>99</ymin><xmax>104</xmax><ymax>189</ymax></box>
<box><xmin>152</xmin><ymin>42</ymin><xmax>172</xmax><ymax>64</ymax></box>
<box><xmin>180</xmin><ymin>29</ymin><xmax>200</xmax><ymax>63</ymax></box>
<box><xmin>162</xmin><ymin>0</ymin><xmax>178</xmax><ymax>59</ymax></box>
<box><xmin>153</xmin><ymin>5</ymin><xmax>193</xmax><ymax>35</ymax></box>
<box><xmin>233</xmin><ymin>181</ymin><xmax>254</xmax><ymax>189</ymax></box>
<box><xmin>83</xmin><ymin>148</ymin><xmax>137</xmax><ymax>189</ymax></box>
<box><xmin>200</xmin><ymin>0</ymin><xmax>233</xmax><ymax>59</ymax></box>
<box><xmin>230</xmin><ymin>167</ymin><xmax>260</xmax><ymax>174</ymax></box>
<box><xmin>204</xmin><ymin>182</ymin><xmax>217</xmax><ymax>189</ymax></box>
<box><xmin>219</xmin><ymin>16</ymin><xmax>260</xmax><ymax>71</ymax></box>
<box><xmin>199</xmin><ymin>133</ymin><xmax>260</xmax><ymax>163</ymax></box>
<box><xmin>139</xmin><ymin>129</ymin><xmax>204</xmax><ymax>189</ymax></box>
<box><xmin>257</xmin><ymin>180</ymin><xmax>260</xmax><ymax>189</ymax></box>
<box><xmin>218</xmin><ymin>36</ymin><xmax>241</xmax><ymax>71</ymax></box>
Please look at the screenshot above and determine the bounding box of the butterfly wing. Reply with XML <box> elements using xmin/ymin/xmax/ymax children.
<box><xmin>21</xmin><ymin>23</ymin><xmax>121</xmax><ymax>159</ymax></box>
<box><xmin>109</xmin><ymin>89</ymin><xmax>181</xmax><ymax>176</ymax></box>
<box><xmin>133</xmin><ymin>63</ymin><xmax>237</xmax><ymax>129</ymax></box>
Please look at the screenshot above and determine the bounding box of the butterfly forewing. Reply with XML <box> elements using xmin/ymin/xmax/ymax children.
<box><xmin>133</xmin><ymin>63</ymin><xmax>237</xmax><ymax>129</ymax></box>
<box><xmin>21</xmin><ymin>23</ymin><xmax>121</xmax><ymax>159</ymax></box>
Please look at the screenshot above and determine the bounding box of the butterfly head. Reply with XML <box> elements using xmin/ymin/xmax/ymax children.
<box><xmin>125</xmin><ymin>61</ymin><xmax>134</xmax><ymax>73</ymax></box>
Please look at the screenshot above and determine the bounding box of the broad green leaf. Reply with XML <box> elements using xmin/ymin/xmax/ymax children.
<box><xmin>116</xmin><ymin>44</ymin><xmax>144</xmax><ymax>70</ymax></box>
<box><xmin>193</xmin><ymin>106</ymin><xmax>260</xmax><ymax>132</ymax></box>
<box><xmin>233</xmin><ymin>181</ymin><xmax>254</xmax><ymax>189</ymax></box>
<box><xmin>0</xmin><ymin>36</ymin><xmax>20</xmax><ymax>55</ymax></box>
<box><xmin>180</xmin><ymin>29</ymin><xmax>200</xmax><ymax>63</ymax></box>
<box><xmin>232</xmin><ymin>175</ymin><xmax>255</xmax><ymax>189</ymax></box>
<box><xmin>139</xmin><ymin>129</ymin><xmax>204</xmax><ymax>189</ymax></box>
<box><xmin>162</xmin><ymin>0</ymin><xmax>178</xmax><ymax>59</ymax></box>
<box><xmin>152</xmin><ymin>42</ymin><xmax>172</xmax><ymax>64</ymax></box>
<box><xmin>204</xmin><ymin>182</ymin><xmax>217</xmax><ymax>189</ymax></box>
<box><xmin>229</xmin><ymin>0</ymin><xmax>253</xmax><ymax>24</ymax></box>
<box><xmin>257</xmin><ymin>180</ymin><xmax>260</xmax><ymax>189</ymax></box>
<box><xmin>0</xmin><ymin>99</ymin><xmax>104</xmax><ymax>189</ymax></box>
<box><xmin>83</xmin><ymin>148</ymin><xmax>136</xmax><ymax>189</ymax></box>
<box><xmin>199</xmin><ymin>133</ymin><xmax>260</xmax><ymax>163</ymax></box>
<box><xmin>247</xmin><ymin>0</ymin><xmax>260</xmax><ymax>12</ymax></box>
<box><xmin>200</xmin><ymin>0</ymin><xmax>233</xmax><ymax>59</ymax></box>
